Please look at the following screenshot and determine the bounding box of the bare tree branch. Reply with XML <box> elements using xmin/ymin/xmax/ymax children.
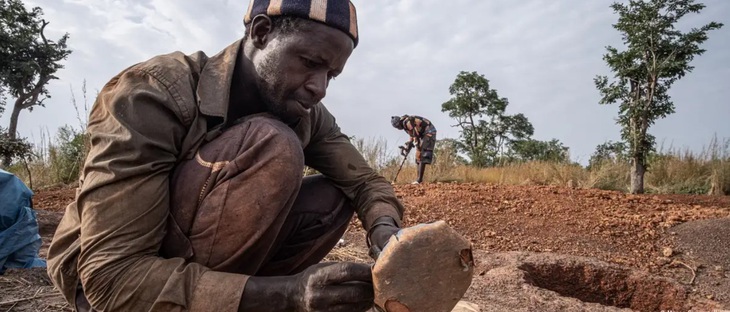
<box><xmin>40</xmin><ymin>19</ymin><xmax>49</xmax><ymax>45</ymax></box>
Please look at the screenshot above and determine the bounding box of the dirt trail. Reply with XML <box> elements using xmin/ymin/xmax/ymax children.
<box><xmin>2</xmin><ymin>183</ymin><xmax>728</xmax><ymax>311</ymax></box>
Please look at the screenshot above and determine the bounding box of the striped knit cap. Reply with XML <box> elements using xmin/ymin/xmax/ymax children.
<box><xmin>244</xmin><ymin>0</ymin><xmax>359</xmax><ymax>47</ymax></box>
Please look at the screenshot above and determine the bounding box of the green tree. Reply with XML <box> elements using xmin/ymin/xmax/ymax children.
<box><xmin>433</xmin><ymin>138</ymin><xmax>468</xmax><ymax>166</ymax></box>
<box><xmin>0</xmin><ymin>126</ymin><xmax>32</xmax><ymax>164</ymax></box>
<box><xmin>588</xmin><ymin>140</ymin><xmax>628</xmax><ymax>170</ymax></box>
<box><xmin>441</xmin><ymin>71</ymin><xmax>534</xmax><ymax>167</ymax></box>
<box><xmin>594</xmin><ymin>0</ymin><xmax>722</xmax><ymax>194</ymax></box>
<box><xmin>0</xmin><ymin>0</ymin><xmax>71</xmax><ymax>163</ymax></box>
<box><xmin>510</xmin><ymin>139</ymin><xmax>570</xmax><ymax>163</ymax></box>
<box><xmin>489</xmin><ymin>113</ymin><xmax>534</xmax><ymax>164</ymax></box>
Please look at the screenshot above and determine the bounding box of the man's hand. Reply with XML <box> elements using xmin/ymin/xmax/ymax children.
<box><xmin>399</xmin><ymin>146</ymin><xmax>408</xmax><ymax>157</ymax></box>
<box><xmin>399</xmin><ymin>141</ymin><xmax>414</xmax><ymax>157</ymax></box>
<box><xmin>290</xmin><ymin>262</ymin><xmax>374</xmax><ymax>312</ymax></box>
<box><xmin>367</xmin><ymin>216</ymin><xmax>400</xmax><ymax>260</ymax></box>
<box><xmin>240</xmin><ymin>262</ymin><xmax>374</xmax><ymax>312</ymax></box>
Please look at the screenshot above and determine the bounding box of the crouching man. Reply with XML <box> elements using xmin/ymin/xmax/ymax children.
<box><xmin>47</xmin><ymin>1</ymin><xmax>404</xmax><ymax>311</ymax></box>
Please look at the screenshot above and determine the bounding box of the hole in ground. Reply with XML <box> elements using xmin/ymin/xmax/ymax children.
<box><xmin>519</xmin><ymin>261</ymin><xmax>687</xmax><ymax>312</ymax></box>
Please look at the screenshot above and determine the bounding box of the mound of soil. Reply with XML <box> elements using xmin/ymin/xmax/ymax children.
<box><xmin>393</xmin><ymin>183</ymin><xmax>730</xmax><ymax>275</ymax></box>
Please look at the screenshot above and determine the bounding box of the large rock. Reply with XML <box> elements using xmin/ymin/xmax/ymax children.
<box><xmin>372</xmin><ymin>221</ymin><xmax>475</xmax><ymax>312</ymax></box>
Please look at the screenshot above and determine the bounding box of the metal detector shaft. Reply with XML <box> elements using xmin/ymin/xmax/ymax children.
<box><xmin>392</xmin><ymin>151</ymin><xmax>409</xmax><ymax>184</ymax></box>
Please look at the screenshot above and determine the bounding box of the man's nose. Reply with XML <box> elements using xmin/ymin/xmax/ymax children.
<box><xmin>304</xmin><ymin>72</ymin><xmax>328</xmax><ymax>102</ymax></box>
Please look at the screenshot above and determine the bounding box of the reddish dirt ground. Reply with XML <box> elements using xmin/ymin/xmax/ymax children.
<box><xmin>394</xmin><ymin>183</ymin><xmax>729</xmax><ymax>273</ymax></box>
<box><xmin>2</xmin><ymin>183</ymin><xmax>729</xmax><ymax>311</ymax></box>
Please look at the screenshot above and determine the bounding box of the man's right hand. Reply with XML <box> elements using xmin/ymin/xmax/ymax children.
<box><xmin>240</xmin><ymin>262</ymin><xmax>374</xmax><ymax>312</ymax></box>
<box><xmin>290</xmin><ymin>262</ymin><xmax>374</xmax><ymax>312</ymax></box>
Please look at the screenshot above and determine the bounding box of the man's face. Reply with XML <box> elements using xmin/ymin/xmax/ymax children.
<box><xmin>251</xmin><ymin>19</ymin><xmax>354</xmax><ymax>123</ymax></box>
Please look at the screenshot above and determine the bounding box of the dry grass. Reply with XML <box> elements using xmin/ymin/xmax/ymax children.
<box><xmin>388</xmin><ymin>158</ymin><xmax>728</xmax><ymax>195</ymax></box>
<box><xmin>323</xmin><ymin>246</ymin><xmax>371</xmax><ymax>263</ymax></box>
<box><xmin>0</xmin><ymin>268</ymin><xmax>71</xmax><ymax>312</ymax></box>
<box><xmin>391</xmin><ymin>163</ymin><xmax>587</xmax><ymax>187</ymax></box>
<box><xmin>6</xmin><ymin>127</ymin><xmax>84</xmax><ymax>191</ymax></box>
<box><xmin>385</xmin><ymin>137</ymin><xmax>730</xmax><ymax>195</ymax></box>
<box><xmin>6</xmin><ymin>130</ymin><xmax>729</xmax><ymax>195</ymax></box>
<box><xmin>644</xmin><ymin>138</ymin><xmax>730</xmax><ymax>195</ymax></box>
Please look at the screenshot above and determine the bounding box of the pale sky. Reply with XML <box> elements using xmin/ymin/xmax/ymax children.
<box><xmin>2</xmin><ymin>0</ymin><xmax>729</xmax><ymax>165</ymax></box>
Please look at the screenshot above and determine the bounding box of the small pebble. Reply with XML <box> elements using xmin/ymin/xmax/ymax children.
<box><xmin>662</xmin><ymin>247</ymin><xmax>673</xmax><ymax>257</ymax></box>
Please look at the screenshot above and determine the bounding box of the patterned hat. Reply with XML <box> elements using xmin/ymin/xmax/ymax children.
<box><xmin>391</xmin><ymin>115</ymin><xmax>404</xmax><ymax>128</ymax></box>
<box><xmin>244</xmin><ymin>0</ymin><xmax>359</xmax><ymax>47</ymax></box>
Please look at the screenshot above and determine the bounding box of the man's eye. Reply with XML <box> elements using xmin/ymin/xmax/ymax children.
<box><xmin>301</xmin><ymin>57</ymin><xmax>318</xmax><ymax>69</ymax></box>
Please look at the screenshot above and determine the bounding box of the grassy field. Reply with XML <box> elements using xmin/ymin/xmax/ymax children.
<box><xmin>369</xmin><ymin>136</ymin><xmax>730</xmax><ymax>195</ymax></box>
<box><xmin>5</xmin><ymin>132</ymin><xmax>730</xmax><ymax>196</ymax></box>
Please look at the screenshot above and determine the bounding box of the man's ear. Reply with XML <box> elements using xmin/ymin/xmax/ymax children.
<box><xmin>249</xmin><ymin>14</ymin><xmax>274</xmax><ymax>49</ymax></box>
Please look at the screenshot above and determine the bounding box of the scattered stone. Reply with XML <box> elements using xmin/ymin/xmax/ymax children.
<box><xmin>657</xmin><ymin>257</ymin><xmax>672</xmax><ymax>266</ymax></box>
<box><xmin>663</xmin><ymin>247</ymin><xmax>674</xmax><ymax>257</ymax></box>
<box><xmin>567</xmin><ymin>180</ymin><xmax>577</xmax><ymax>189</ymax></box>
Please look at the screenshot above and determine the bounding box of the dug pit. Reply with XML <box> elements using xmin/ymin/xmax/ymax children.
<box><xmin>519</xmin><ymin>261</ymin><xmax>687</xmax><ymax>312</ymax></box>
<box><xmin>462</xmin><ymin>252</ymin><xmax>693</xmax><ymax>312</ymax></box>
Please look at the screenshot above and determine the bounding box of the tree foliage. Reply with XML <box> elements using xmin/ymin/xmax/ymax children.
<box><xmin>594</xmin><ymin>0</ymin><xmax>722</xmax><ymax>193</ymax></box>
<box><xmin>0</xmin><ymin>0</ymin><xmax>71</xmax><ymax>143</ymax></box>
<box><xmin>588</xmin><ymin>141</ymin><xmax>629</xmax><ymax>170</ymax></box>
<box><xmin>441</xmin><ymin>71</ymin><xmax>535</xmax><ymax>167</ymax></box>
<box><xmin>433</xmin><ymin>138</ymin><xmax>468</xmax><ymax>166</ymax></box>
<box><xmin>510</xmin><ymin>139</ymin><xmax>570</xmax><ymax>163</ymax></box>
<box><xmin>0</xmin><ymin>126</ymin><xmax>32</xmax><ymax>164</ymax></box>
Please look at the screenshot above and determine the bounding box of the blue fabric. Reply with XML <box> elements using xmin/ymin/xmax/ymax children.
<box><xmin>0</xmin><ymin>169</ymin><xmax>46</xmax><ymax>274</ymax></box>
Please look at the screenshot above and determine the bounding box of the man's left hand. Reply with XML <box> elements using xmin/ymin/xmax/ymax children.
<box><xmin>367</xmin><ymin>216</ymin><xmax>400</xmax><ymax>260</ymax></box>
<box><xmin>399</xmin><ymin>146</ymin><xmax>409</xmax><ymax>157</ymax></box>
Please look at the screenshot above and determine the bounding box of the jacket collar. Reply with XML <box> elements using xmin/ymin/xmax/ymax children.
<box><xmin>196</xmin><ymin>39</ymin><xmax>243</xmax><ymax>122</ymax></box>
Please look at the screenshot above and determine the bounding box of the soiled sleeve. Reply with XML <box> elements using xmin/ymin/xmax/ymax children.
<box><xmin>303</xmin><ymin>105</ymin><xmax>405</xmax><ymax>230</ymax></box>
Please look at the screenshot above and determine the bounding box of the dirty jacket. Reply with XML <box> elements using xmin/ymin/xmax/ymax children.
<box><xmin>46</xmin><ymin>39</ymin><xmax>405</xmax><ymax>312</ymax></box>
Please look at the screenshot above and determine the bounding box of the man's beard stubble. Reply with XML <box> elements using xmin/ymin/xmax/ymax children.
<box><xmin>255</xmin><ymin>53</ymin><xmax>298</xmax><ymax>123</ymax></box>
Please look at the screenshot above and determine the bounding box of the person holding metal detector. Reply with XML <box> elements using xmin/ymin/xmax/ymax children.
<box><xmin>390</xmin><ymin>115</ymin><xmax>437</xmax><ymax>184</ymax></box>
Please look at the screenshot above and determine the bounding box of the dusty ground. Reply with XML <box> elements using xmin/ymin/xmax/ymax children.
<box><xmin>2</xmin><ymin>183</ymin><xmax>729</xmax><ymax>311</ymax></box>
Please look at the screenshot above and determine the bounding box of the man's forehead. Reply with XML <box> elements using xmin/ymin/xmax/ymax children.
<box><xmin>287</xmin><ymin>22</ymin><xmax>354</xmax><ymax>69</ymax></box>
<box><xmin>244</xmin><ymin>0</ymin><xmax>359</xmax><ymax>48</ymax></box>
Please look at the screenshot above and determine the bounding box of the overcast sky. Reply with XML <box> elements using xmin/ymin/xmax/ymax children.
<box><xmin>2</xmin><ymin>0</ymin><xmax>729</xmax><ymax>165</ymax></box>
